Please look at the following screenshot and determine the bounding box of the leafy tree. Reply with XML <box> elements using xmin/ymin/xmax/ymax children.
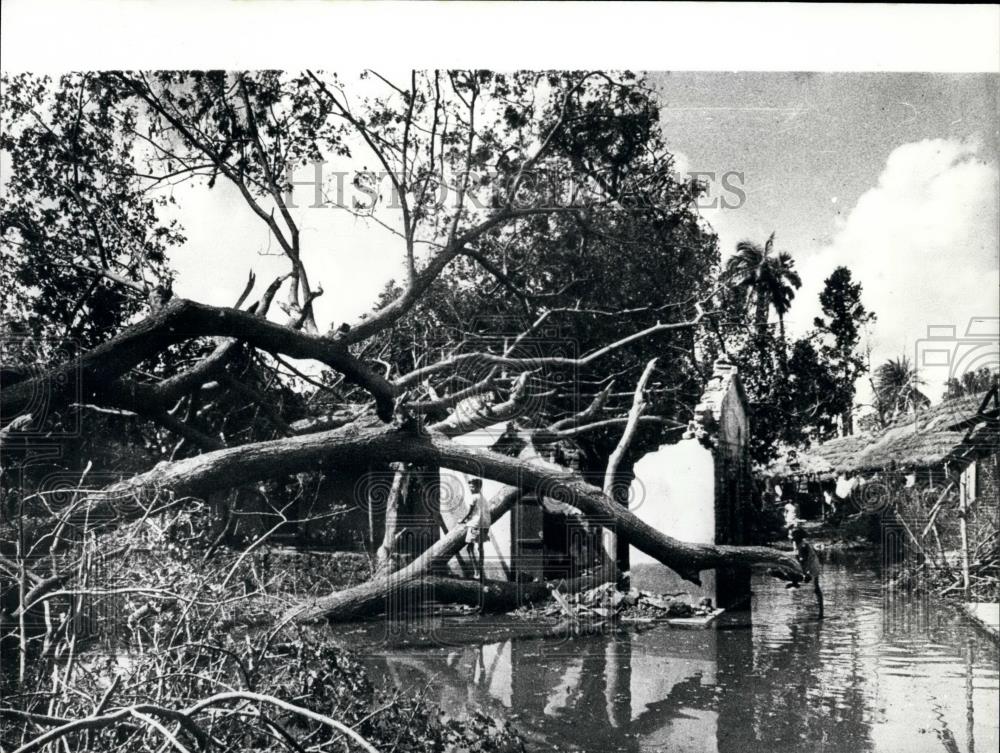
<box><xmin>719</xmin><ymin>329</ymin><xmax>834</xmax><ymax>463</ymax></box>
<box><xmin>714</xmin><ymin>261</ymin><xmax>874</xmax><ymax>461</ymax></box>
<box><xmin>1</xmin><ymin>73</ymin><xmax>181</xmax><ymax>349</ymax></box>
<box><xmin>368</xmin><ymin>171</ymin><xmax>720</xmax><ymax>463</ymax></box>
<box><xmin>943</xmin><ymin>367</ymin><xmax>999</xmax><ymax>400</ymax></box>
<box><xmin>812</xmin><ymin>266</ymin><xmax>876</xmax><ymax>434</ymax></box>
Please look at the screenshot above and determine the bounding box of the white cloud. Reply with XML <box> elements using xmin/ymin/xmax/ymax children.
<box><xmin>791</xmin><ymin>138</ymin><xmax>999</xmax><ymax>402</ymax></box>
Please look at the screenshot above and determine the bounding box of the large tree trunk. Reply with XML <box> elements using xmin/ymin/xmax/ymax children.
<box><xmin>305</xmin><ymin>574</ymin><xmax>613</xmax><ymax>621</ymax></box>
<box><xmin>412</xmin><ymin>576</ymin><xmax>552</xmax><ymax>610</ymax></box>
<box><xmin>64</xmin><ymin>423</ymin><xmax>802</xmax><ymax>621</ymax></box>
<box><xmin>286</xmin><ymin>487</ymin><xmax>525</xmax><ymax>622</ymax></box>
<box><xmin>777</xmin><ymin>313</ymin><xmax>788</xmax><ymax>375</ymax></box>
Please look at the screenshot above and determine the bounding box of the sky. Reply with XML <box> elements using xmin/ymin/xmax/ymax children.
<box><xmin>159</xmin><ymin>73</ymin><xmax>1000</xmax><ymax>404</ymax></box>
<box><xmin>651</xmin><ymin>72</ymin><xmax>999</xmax><ymax>403</ymax></box>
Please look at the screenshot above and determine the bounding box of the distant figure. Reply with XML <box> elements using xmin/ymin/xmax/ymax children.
<box><xmin>821</xmin><ymin>479</ymin><xmax>838</xmax><ymax>521</ymax></box>
<box><xmin>789</xmin><ymin>528</ymin><xmax>824</xmax><ymax>618</ymax></box>
<box><xmin>460</xmin><ymin>478</ymin><xmax>489</xmax><ymax>610</ymax></box>
<box><xmin>783</xmin><ymin>499</ymin><xmax>800</xmax><ymax>538</ymax></box>
<box><xmin>822</xmin><ymin>488</ymin><xmax>837</xmax><ymax>520</ymax></box>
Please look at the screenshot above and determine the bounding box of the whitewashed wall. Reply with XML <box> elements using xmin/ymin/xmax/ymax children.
<box><xmin>627</xmin><ymin>438</ymin><xmax>719</xmax><ymax>598</ymax></box>
<box><xmin>628</xmin><ymin>437</ymin><xmax>717</xmax><ymax>565</ymax></box>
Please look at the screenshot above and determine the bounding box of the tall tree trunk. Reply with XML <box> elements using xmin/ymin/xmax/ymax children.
<box><xmin>374</xmin><ymin>464</ymin><xmax>410</xmax><ymax>574</ymax></box>
<box><xmin>777</xmin><ymin>313</ymin><xmax>788</xmax><ymax>376</ymax></box>
<box><xmin>753</xmin><ymin>291</ymin><xmax>770</xmax><ymax>341</ymax></box>
<box><xmin>841</xmin><ymin>409</ymin><xmax>854</xmax><ymax>436</ymax></box>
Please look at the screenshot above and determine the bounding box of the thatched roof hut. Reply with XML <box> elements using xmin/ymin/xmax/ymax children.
<box><xmin>773</xmin><ymin>387</ymin><xmax>998</xmax><ymax>479</ymax></box>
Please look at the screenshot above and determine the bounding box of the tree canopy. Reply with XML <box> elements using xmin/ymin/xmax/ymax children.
<box><xmin>2</xmin><ymin>71</ymin><xmax>720</xmax><ymax>451</ymax></box>
<box><xmin>1</xmin><ymin>70</ymin><xmax>815</xmax><ymax>614</ymax></box>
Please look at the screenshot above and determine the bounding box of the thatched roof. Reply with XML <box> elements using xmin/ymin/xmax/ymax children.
<box><xmin>774</xmin><ymin>388</ymin><xmax>998</xmax><ymax>477</ymax></box>
<box><xmin>856</xmin><ymin>428</ymin><xmax>970</xmax><ymax>470</ymax></box>
<box><xmin>884</xmin><ymin>391</ymin><xmax>988</xmax><ymax>434</ymax></box>
<box><xmin>809</xmin><ymin>435</ymin><xmax>870</xmax><ymax>473</ymax></box>
<box><xmin>766</xmin><ymin>447</ymin><xmax>833</xmax><ymax>477</ymax></box>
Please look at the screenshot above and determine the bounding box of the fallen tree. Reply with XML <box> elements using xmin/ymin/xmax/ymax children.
<box><xmin>3</xmin><ymin>69</ymin><xmax>806</xmax><ymax>635</ymax></box>
<box><xmin>51</xmin><ymin>423</ymin><xmax>802</xmax><ymax>621</ymax></box>
<box><xmin>336</xmin><ymin>575</ymin><xmax>553</xmax><ymax>617</ymax></box>
<box><xmin>2</xmin><ymin>68</ymin><xmax>815</xmax><ymax>753</ymax></box>
<box><xmin>278</xmin><ymin>429</ymin><xmax>804</xmax><ymax>623</ymax></box>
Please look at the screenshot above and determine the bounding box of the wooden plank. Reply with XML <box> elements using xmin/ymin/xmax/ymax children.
<box><xmin>665</xmin><ymin>607</ymin><xmax>725</xmax><ymax>630</ymax></box>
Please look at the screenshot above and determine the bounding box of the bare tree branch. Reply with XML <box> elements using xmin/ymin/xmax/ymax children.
<box><xmin>1</xmin><ymin>298</ymin><xmax>396</xmax><ymax>426</ymax></box>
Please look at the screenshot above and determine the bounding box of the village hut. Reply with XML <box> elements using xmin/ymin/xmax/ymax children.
<box><xmin>771</xmin><ymin>388</ymin><xmax>999</xmax><ymax>599</ymax></box>
<box><xmin>781</xmin><ymin>388</ymin><xmax>999</xmax><ymax>484</ymax></box>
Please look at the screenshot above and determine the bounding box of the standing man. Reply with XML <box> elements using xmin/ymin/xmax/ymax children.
<box><xmin>783</xmin><ymin>498</ymin><xmax>800</xmax><ymax>539</ymax></box>
<box><xmin>790</xmin><ymin>528</ymin><xmax>824</xmax><ymax>618</ymax></box>
<box><xmin>460</xmin><ymin>477</ymin><xmax>489</xmax><ymax>611</ymax></box>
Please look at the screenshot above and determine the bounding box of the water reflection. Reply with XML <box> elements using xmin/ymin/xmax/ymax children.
<box><xmin>362</xmin><ymin>555</ymin><xmax>999</xmax><ymax>753</ymax></box>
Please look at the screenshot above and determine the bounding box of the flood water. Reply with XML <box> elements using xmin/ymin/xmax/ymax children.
<box><xmin>358</xmin><ymin>553</ymin><xmax>1000</xmax><ymax>753</ymax></box>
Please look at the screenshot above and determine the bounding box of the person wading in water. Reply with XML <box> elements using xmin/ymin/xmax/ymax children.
<box><xmin>460</xmin><ymin>477</ymin><xmax>489</xmax><ymax>612</ymax></box>
<box><xmin>788</xmin><ymin>527</ymin><xmax>824</xmax><ymax>619</ymax></box>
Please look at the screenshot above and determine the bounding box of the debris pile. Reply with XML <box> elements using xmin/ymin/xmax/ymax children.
<box><xmin>513</xmin><ymin>582</ymin><xmax>716</xmax><ymax>621</ymax></box>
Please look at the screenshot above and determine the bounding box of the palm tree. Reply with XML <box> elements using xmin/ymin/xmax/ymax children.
<box><xmin>725</xmin><ymin>232</ymin><xmax>802</xmax><ymax>370</ymax></box>
<box><xmin>874</xmin><ymin>355</ymin><xmax>929</xmax><ymax>421</ymax></box>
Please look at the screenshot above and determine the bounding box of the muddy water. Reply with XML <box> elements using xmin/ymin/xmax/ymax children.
<box><xmin>358</xmin><ymin>553</ymin><xmax>999</xmax><ymax>752</ymax></box>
